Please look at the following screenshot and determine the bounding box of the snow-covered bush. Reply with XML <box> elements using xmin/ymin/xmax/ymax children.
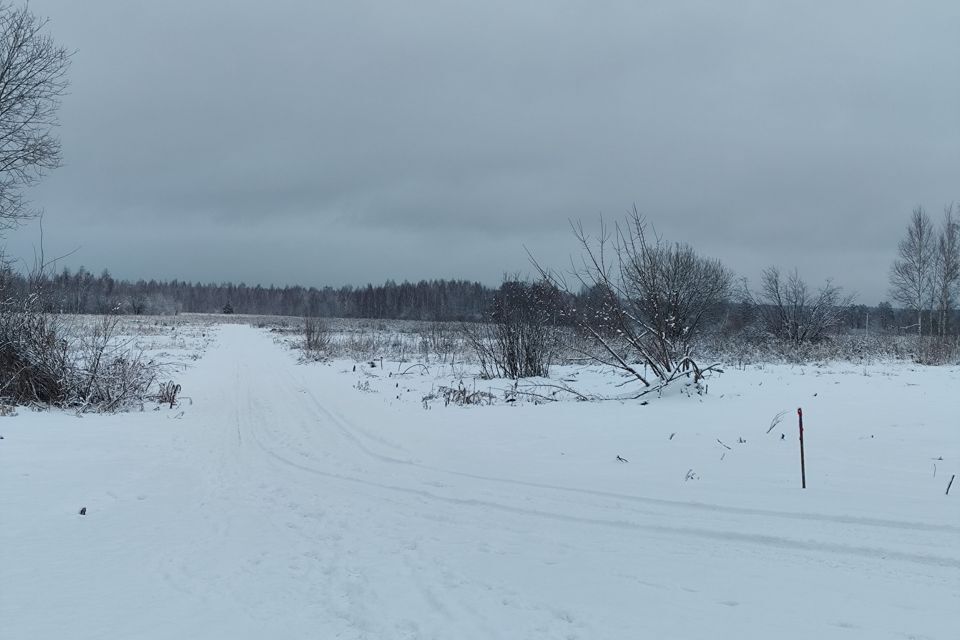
<box><xmin>0</xmin><ymin>292</ymin><xmax>164</xmax><ymax>411</ymax></box>
<box><xmin>0</xmin><ymin>296</ymin><xmax>70</xmax><ymax>404</ymax></box>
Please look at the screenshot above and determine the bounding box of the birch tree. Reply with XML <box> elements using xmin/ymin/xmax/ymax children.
<box><xmin>933</xmin><ymin>204</ymin><xmax>959</xmax><ymax>337</ymax></box>
<box><xmin>890</xmin><ymin>207</ymin><xmax>935</xmax><ymax>337</ymax></box>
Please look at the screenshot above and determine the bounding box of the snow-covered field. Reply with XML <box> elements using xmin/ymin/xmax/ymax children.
<box><xmin>2</xmin><ymin>322</ymin><xmax>957</xmax><ymax>639</ymax></box>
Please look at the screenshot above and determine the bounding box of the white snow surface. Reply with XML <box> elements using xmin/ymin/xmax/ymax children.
<box><xmin>2</xmin><ymin>324</ymin><xmax>958</xmax><ymax>639</ymax></box>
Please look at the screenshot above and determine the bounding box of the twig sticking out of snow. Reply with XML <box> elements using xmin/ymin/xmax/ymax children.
<box><xmin>767</xmin><ymin>410</ymin><xmax>787</xmax><ymax>434</ymax></box>
<box><xmin>947</xmin><ymin>474</ymin><xmax>955</xmax><ymax>496</ymax></box>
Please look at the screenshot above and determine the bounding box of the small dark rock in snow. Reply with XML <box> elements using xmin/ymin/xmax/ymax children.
<box><xmin>780</xmin><ymin>433</ymin><xmax>785</xmax><ymax>440</ymax></box>
<box><xmin>79</xmin><ymin>507</ymin><xmax>87</xmax><ymax>516</ymax></box>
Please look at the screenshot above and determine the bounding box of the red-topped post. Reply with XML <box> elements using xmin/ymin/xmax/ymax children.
<box><xmin>798</xmin><ymin>407</ymin><xmax>806</xmax><ymax>489</ymax></box>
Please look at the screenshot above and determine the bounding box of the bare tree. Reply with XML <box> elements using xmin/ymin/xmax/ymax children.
<box><xmin>534</xmin><ymin>208</ymin><xmax>732</xmax><ymax>391</ymax></box>
<box><xmin>753</xmin><ymin>267</ymin><xmax>854</xmax><ymax>346</ymax></box>
<box><xmin>933</xmin><ymin>204</ymin><xmax>959</xmax><ymax>338</ymax></box>
<box><xmin>464</xmin><ymin>278</ymin><xmax>561</xmax><ymax>379</ymax></box>
<box><xmin>0</xmin><ymin>3</ymin><xmax>71</xmax><ymax>233</ymax></box>
<box><xmin>890</xmin><ymin>206</ymin><xmax>936</xmax><ymax>337</ymax></box>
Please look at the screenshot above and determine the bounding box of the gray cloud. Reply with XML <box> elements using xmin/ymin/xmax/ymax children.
<box><xmin>3</xmin><ymin>0</ymin><xmax>958</xmax><ymax>301</ymax></box>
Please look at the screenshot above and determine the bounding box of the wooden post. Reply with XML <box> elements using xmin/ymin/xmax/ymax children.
<box><xmin>798</xmin><ymin>407</ymin><xmax>806</xmax><ymax>489</ymax></box>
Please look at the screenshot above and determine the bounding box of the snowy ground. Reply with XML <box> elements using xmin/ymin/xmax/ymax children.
<box><xmin>2</xmin><ymin>323</ymin><xmax>958</xmax><ymax>639</ymax></box>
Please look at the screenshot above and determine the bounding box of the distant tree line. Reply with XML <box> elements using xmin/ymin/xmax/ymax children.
<box><xmin>2</xmin><ymin>257</ymin><xmax>955</xmax><ymax>338</ymax></box>
<box><xmin>0</xmin><ymin>267</ymin><xmax>496</xmax><ymax>321</ymax></box>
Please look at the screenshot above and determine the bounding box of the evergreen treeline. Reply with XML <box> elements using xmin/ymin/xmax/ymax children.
<box><xmin>0</xmin><ymin>267</ymin><xmax>496</xmax><ymax>321</ymax></box>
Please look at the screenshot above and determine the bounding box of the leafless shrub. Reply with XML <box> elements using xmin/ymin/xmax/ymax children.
<box><xmin>341</xmin><ymin>331</ymin><xmax>382</xmax><ymax>360</ymax></box>
<box><xmin>0</xmin><ymin>294</ymin><xmax>70</xmax><ymax>404</ymax></box>
<box><xmin>463</xmin><ymin>279</ymin><xmax>562</xmax><ymax>379</ymax></box>
<box><xmin>70</xmin><ymin>315</ymin><xmax>158</xmax><ymax>412</ymax></box>
<box><xmin>0</xmin><ymin>286</ymin><xmax>162</xmax><ymax>411</ymax></box>
<box><xmin>81</xmin><ymin>350</ymin><xmax>157</xmax><ymax>412</ymax></box>
<box><xmin>533</xmin><ymin>208</ymin><xmax>732</xmax><ymax>393</ymax></box>
<box><xmin>914</xmin><ymin>335</ymin><xmax>960</xmax><ymax>365</ymax></box>
<box><xmin>302</xmin><ymin>316</ymin><xmax>331</xmax><ymax>358</ymax></box>
<box><xmin>752</xmin><ymin>267</ymin><xmax>854</xmax><ymax>347</ymax></box>
<box><xmin>416</xmin><ymin>321</ymin><xmax>461</xmax><ymax>364</ymax></box>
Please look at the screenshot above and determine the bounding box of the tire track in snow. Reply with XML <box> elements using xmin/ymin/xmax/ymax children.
<box><xmin>235</xmin><ymin>339</ymin><xmax>958</xmax><ymax>576</ymax></box>
<box><xmin>239</xmin><ymin>366</ymin><xmax>494</xmax><ymax>640</ymax></box>
<box><xmin>293</xmin><ymin>373</ymin><xmax>960</xmax><ymax>537</ymax></box>
<box><xmin>241</xmin><ymin>400</ymin><xmax>960</xmax><ymax>572</ymax></box>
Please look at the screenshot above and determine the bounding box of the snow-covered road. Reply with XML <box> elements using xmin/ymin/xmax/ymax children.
<box><xmin>2</xmin><ymin>325</ymin><xmax>958</xmax><ymax>638</ymax></box>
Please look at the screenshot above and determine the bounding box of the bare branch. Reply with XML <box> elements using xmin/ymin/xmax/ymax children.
<box><xmin>0</xmin><ymin>3</ymin><xmax>71</xmax><ymax>232</ymax></box>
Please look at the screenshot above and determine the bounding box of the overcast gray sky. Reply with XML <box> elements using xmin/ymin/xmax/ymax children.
<box><xmin>4</xmin><ymin>1</ymin><xmax>959</xmax><ymax>302</ymax></box>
